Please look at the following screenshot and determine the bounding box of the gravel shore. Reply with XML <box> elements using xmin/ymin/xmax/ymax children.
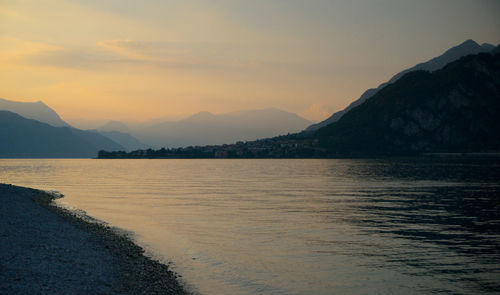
<box><xmin>0</xmin><ymin>183</ymin><xmax>191</xmax><ymax>295</ymax></box>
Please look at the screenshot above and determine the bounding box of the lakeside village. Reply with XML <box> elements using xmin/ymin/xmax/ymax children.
<box><xmin>98</xmin><ymin>135</ymin><xmax>330</xmax><ymax>159</ymax></box>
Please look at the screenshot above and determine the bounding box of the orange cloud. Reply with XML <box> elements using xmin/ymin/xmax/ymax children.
<box><xmin>97</xmin><ymin>40</ymin><xmax>151</xmax><ymax>60</ymax></box>
<box><xmin>0</xmin><ymin>37</ymin><xmax>60</xmax><ymax>64</ymax></box>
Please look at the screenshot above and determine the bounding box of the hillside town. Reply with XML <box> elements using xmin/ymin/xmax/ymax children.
<box><xmin>98</xmin><ymin>134</ymin><xmax>331</xmax><ymax>159</ymax></box>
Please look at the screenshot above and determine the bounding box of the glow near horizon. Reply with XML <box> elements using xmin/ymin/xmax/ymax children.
<box><xmin>1</xmin><ymin>0</ymin><xmax>499</xmax><ymax>122</ymax></box>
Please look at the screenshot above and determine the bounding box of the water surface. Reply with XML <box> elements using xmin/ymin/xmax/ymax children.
<box><xmin>1</xmin><ymin>158</ymin><xmax>499</xmax><ymax>294</ymax></box>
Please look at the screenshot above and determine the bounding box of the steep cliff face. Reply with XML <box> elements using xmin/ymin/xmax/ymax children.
<box><xmin>316</xmin><ymin>51</ymin><xmax>500</xmax><ymax>155</ymax></box>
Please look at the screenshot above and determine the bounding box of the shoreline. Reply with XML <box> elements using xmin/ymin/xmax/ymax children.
<box><xmin>0</xmin><ymin>183</ymin><xmax>191</xmax><ymax>294</ymax></box>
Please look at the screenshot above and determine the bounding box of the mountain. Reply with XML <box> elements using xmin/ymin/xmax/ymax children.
<box><xmin>0</xmin><ymin>111</ymin><xmax>124</xmax><ymax>158</ymax></box>
<box><xmin>134</xmin><ymin>108</ymin><xmax>311</xmax><ymax>148</ymax></box>
<box><xmin>66</xmin><ymin>118</ymin><xmax>109</xmax><ymax>130</ymax></box>
<box><xmin>97</xmin><ymin>130</ymin><xmax>148</xmax><ymax>151</ymax></box>
<box><xmin>136</xmin><ymin>114</ymin><xmax>189</xmax><ymax>127</ymax></box>
<box><xmin>69</xmin><ymin>128</ymin><xmax>125</xmax><ymax>153</ymax></box>
<box><xmin>306</xmin><ymin>39</ymin><xmax>496</xmax><ymax>131</ymax></box>
<box><xmin>316</xmin><ymin>50</ymin><xmax>500</xmax><ymax>155</ymax></box>
<box><xmin>0</xmin><ymin>98</ymin><xmax>70</xmax><ymax>127</ymax></box>
<box><xmin>94</xmin><ymin>120</ymin><xmax>148</xmax><ymax>150</ymax></box>
<box><xmin>97</xmin><ymin>120</ymin><xmax>131</xmax><ymax>133</ymax></box>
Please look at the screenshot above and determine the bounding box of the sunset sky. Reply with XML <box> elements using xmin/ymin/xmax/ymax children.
<box><xmin>1</xmin><ymin>0</ymin><xmax>499</xmax><ymax>123</ymax></box>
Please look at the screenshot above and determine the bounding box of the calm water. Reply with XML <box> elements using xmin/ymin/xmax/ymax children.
<box><xmin>1</xmin><ymin>158</ymin><xmax>499</xmax><ymax>294</ymax></box>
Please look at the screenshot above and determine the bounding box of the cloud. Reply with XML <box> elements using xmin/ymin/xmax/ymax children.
<box><xmin>96</xmin><ymin>39</ymin><xmax>202</xmax><ymax>64</ymax></box>
<box><xmin>0</xmin><ymin>37</ymin><xmax>60</xmax><ymax>63</ymax></box>
<box><xmin>20</xmin><ymin>47</ymin><xmax>119</xmax><ymax>69</ymax></box>
<box><xmin>96</xmin><ymin>40</ymin><xmax>238</xmax><ymax>70</ymax></box>
<box><xmin>13</xmin><ymin>38</ymin><xmax>270</xmax><ymax>72</ymax></box>
<box><xmin>10</xmin><ymin>40</ymin><xmax>182</xmax><ymax>70</ymax></box>
<box><xmin>7</xmin><ymin>37</ymin><xmax>339</xmax><ymax>77</ymax></box>
<box><xmin>97</xmin><ymin>39</ymin><xmax>152</xmax><ymax>60</ymax></box>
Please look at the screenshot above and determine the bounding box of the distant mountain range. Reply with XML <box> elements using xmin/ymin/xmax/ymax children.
<box><xmin>95</xmin><ymin>120</ymin><xmax>149</xmax><ymax>151</ymax></box>
<box><xmin>316</xmin><ymin>49</ymin><xmax>500</xmax><ymax>155</ymax></box>
<box><xmin>97</xmin><ymin>120</ymin><xmax>131</xmax><ymax>133</ymax></box>
<box><xmin>133</xmin><ymin>108</ymin><xmax>311</xmax><ymax>148</ymax></box>
<box><xmin>306</xmin><ymin>40</ymin><xmax>496</xmax><ymax>131</ymax></box>
<box><xmin>0</xmin><ymin>111</ymin><xmax>124</xmax><ymax>158</ymax></box>
<box><xmin>77</xmin><ymin>108</ymin><xmax>311</xmax><ymax>149</ymax></box>
<box><xmin>0</xmin><ymin>96</ymin><xmax>310</xmax><ymax>155</ymax></box>
<box><xmin>69</xmin><ymin>108</ymin><xmax>311</xmax><ymax>149</ymax></box>
<box><xmin>0</xmin><ymin>98</ymin><xmax>147</xmax><ymax>153</ymax></box>
<box><xmin>100</xmin><ymin>41</ymin><xmax>500</xmax><ymax>159</ymax></box>
<box><xmin>97</xmin><ymin>130</ymin><xmax>148</xmax><ymax>151</ymax></box>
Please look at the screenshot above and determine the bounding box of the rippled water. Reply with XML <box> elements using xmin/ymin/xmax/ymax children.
<box><xmin>1</xmin><ymin>158</ymin><xmax>499</xmax><ymax>294</ymax></box>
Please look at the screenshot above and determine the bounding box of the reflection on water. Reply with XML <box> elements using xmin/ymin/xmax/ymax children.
<box><xmin>0</xmin><ymin>158</ymin><xmax>499</xmax><ymax>294</ymax></box>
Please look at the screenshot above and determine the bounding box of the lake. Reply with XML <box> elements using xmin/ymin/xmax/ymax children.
<box><xmin>1</xmin><ymin>158</ymin><xmax>499</xmax><ymax>294</ymax></box>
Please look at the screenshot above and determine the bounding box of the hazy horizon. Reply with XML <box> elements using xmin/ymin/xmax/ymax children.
<box><xmin>64</xmin><ymin>107</ymin><xmax>313</xmax><ymax>132</ymax></box>
<box><xmin>1</xmin><ymin>0</ymin><xmax>500</xmax><ymax>123</ymax></box>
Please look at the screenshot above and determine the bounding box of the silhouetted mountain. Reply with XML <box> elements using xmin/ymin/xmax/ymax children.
<box><xmin>134</xmin><ymin>108</ymin><xmax>311</xmax><ymax>148</ymax></box>
<box><xmin>69</xmin><ymin>128</ymin><xmax>125</xmax><ymax>153</ymax></box>
<box><xmin>97</xmin><ymin>130</ymin><xmax>148</xmax><ymax>151</ymax></box>
<box><xmin>306</xmin><ymin>40</ymin><xmax>496</xmax><ymax>131</ymax></box>
<box><xmin>94</xmin><ymin>120</ymin><xmax>148</xmax><ymax>150</ymax></box>
<box><xmin>492</xmin><ymin>45</ymin><xmax>500</xmax><ymax>55</ymax></box>
<box><xmin>316</xmin><ymin>50</ymin><xmax>500</xmax><ymax>155</ymax></box>
<box><xmin>0</xmin><ymin>111</ymin><xmax>124</xmax><ymax>158</ymax></box>
<box><xmin>0</xmin><ymin>97</ymin><xmax>70</xmax><ymax>127</ymax></box>
<box><xmin>97</xmin><ymin>120</ymin><xmax>131</xmax><ymax>133</ymax></box>
<box><xmin>138</xmin><ymin>114</ymin><xmax>189</xmax><ymax>127</ymax></box>
<box><xmin>67</xmin><ymin>118</ymin><xmax>144</xmax><ymax>131</ymax></box>
<box><xmin>66</xmin><ymin>118</ymin><xmax>108</xmax><ymax>130</ymax></box>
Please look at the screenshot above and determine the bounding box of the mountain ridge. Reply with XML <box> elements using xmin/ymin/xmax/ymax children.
<box><xmin>134</xmin><ymin>108</ymin><xmax>311</xmax><ymax>148</ymax></box>
<box><xmin>306</xmin><ymin>39</ymin><xmax>496</xmax><ymax>131</ymax></box>
<box><xmin>99</xmin><ymin>49</ymin><xmax>500</xmax><ymax>158</ymax></box>
<box><xmin>97</xmin><ymin>130</ymin><xmax>149</xmax><ymax>151</ymax></box>
<box><xmin>315</xmin><ymin>50</ymin><xmax>500</xmax><ymax>155</ymax></box>
<box><xmin>0</xmin><ymin>110</ymin><xmax>124</xmax><ymax>158</ymax></box>
<box><xmin>0</xmin><ymin>97</ymin><xmax>70</xmax><ymax>127</ymax></box>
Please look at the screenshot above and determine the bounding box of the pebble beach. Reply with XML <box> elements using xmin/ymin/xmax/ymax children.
<box><xmin>0</xmin><ymin>183</ymin><xmax>191</xmax><ymax>295</ymax></box>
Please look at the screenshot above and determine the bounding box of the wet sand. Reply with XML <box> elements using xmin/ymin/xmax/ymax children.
<box><xmin>0</xmin><ymin>183</ymin><xmax>191</xmax><ymax>294</ymax></box>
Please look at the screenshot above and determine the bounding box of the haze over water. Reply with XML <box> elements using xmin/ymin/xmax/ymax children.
<box><xmin>1</xmin><ymin>158</ymin><xmax>499</xmax><ymax>294</ymax></box>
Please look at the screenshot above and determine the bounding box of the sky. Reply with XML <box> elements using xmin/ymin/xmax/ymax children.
<box><xmin>1</xmin><ymin>0</ymin><xmax>499</xmax><ymax>123</ymax></box>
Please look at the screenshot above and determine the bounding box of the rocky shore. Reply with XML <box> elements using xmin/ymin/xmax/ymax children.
<box><xmin>0</xmin><ymin>183</ymin><xmax>191</xmax><ymax>294</ymax></box>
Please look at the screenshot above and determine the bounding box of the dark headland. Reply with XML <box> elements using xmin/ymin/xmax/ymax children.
<box><xmin>0</xmin><ymin>183</ymin><xmax>191</xmax><ymax>295</ymax></box>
